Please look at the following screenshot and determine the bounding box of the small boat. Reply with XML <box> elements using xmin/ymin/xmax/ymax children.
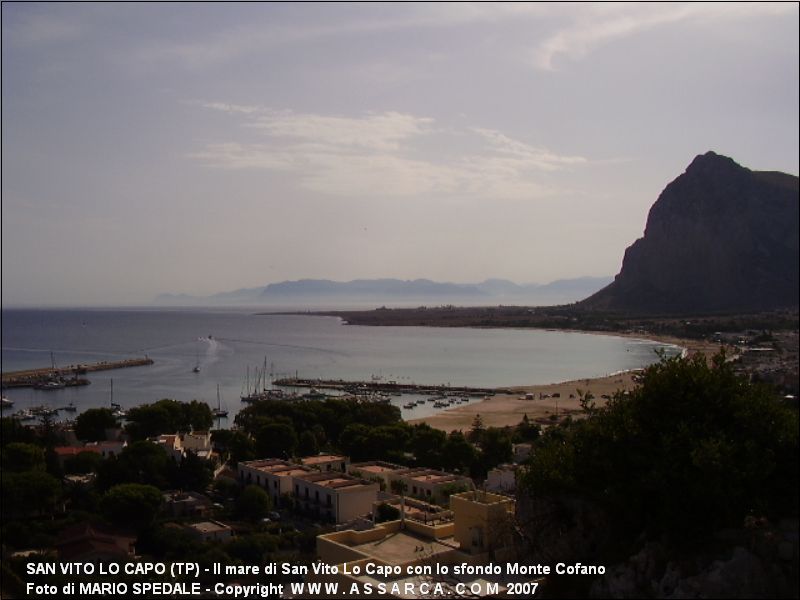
<box><xmin>1</xmin><ymin>396</ymin><xmax>13</xmax><ymax>408</ymax></box>
<box><xmin>62</xmin><ymin>402</ymin><xmax>77</xmax><ymax>412</ymax></box>
<box><xmin>192</xmin><ymin>349</ymin><xmax>201</xmax><ymax>373</ymax></box>
<box><xmin>34</xmin><ymin>380</ymin><xmax>66</xmax><ymax>390</ymax></box>
<box><xmin>403</xmin><ymin>402</ymin><xmax>416</xmax><ymax>409</ymax></box>
<box><xmin>212</xmin><ymin>384</ymin><xmax>228</xmax><ymax>418</ymax></box>
<box><xmin>14</xmin><ymin>409</ymin><xmax>36</xmax><ymax>421</ymax></box>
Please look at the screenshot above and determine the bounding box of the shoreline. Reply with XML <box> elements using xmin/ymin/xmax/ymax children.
<box><xmin>411</xmin><ymin>332</ymin><xmax>724</xmax><ymax>433</ymax></box>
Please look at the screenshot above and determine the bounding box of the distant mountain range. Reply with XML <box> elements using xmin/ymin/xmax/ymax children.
<box><xmin>582</xmin><ymin>151</ymin><xmax>799</xmax><ymax>314</ymax></box>
<box><xmin>154</xmin><ymin>276</ymin><xmax>613</xmax><ymax>308</ymax></box>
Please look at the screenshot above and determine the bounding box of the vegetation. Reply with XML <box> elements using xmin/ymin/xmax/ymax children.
<box><xmin>100</xmin><ymin>483</ymin><xmax>163</xmax><ymax>530</ymax></box>
<box><xmin>125</xmin><ymin>399</ymin><xmax>212</xmax><ymax>440</ymax></box>
<box><xmin>521</xmin><ymin>351</ymin><xmax>799</xmax><ymax>547</ymax></box>
<box><xmin>75</xmin><ymin>408</ymin><xmax>118</xmax><ymax>442</ymax></box>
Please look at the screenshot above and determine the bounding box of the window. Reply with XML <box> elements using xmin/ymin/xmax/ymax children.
<box><xmin>326</xmin><ymin>494</ymin><xmax>332</xmax><ymax>507</ymax></box>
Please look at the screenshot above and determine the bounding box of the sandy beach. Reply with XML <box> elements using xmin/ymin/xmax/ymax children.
<box><xmin>412</xmin><ymin>334</ymin><xmax>724</xmax><ymax>433</ymax></box>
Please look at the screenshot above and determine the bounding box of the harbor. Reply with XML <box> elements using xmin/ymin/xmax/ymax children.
<box><xmin>1</xmin><ymin>357</ymin><xmax>154</xmax><ymax>389</ymax></box>
<box><xmin>272</xmin><ymin>376</ymin><xmax>512</xmax><ymax>396</ymax></box>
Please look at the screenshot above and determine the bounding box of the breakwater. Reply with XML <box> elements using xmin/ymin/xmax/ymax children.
<box><xmin>1</xmin><ymin>357</ymin><xmax>154</xmax><ymax>388</ymax></box>
<box><xmin>273</xmin><ymin>377</ymin><xmax>511</xmax><ymax>396</ymax></box>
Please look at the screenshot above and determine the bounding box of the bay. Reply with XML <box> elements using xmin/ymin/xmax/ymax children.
<box><xmin>1</xmin><ymin>307</ymin><xmax>679</xmax><ymax>424</ymax></box>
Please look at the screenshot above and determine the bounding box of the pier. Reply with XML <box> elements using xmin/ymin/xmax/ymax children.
<box><xmin>272</xmin><ymin>377</ymin><xmax>511</xmax><ymax>396</ymax></box>
<box><xmin>1</xmin><ymin>357</ymin><xmax>154</xmax><ymax>389</ymax></box>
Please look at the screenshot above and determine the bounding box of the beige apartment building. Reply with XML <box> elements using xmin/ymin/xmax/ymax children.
<box><xmin>294</xmin><ymin>471</ymin><xmax>379</xmax><ymax>524</ymax></box>
<box><xmin>237</xmin><ymin>459</ymin><xmax>314</xmax><ymax>506</ymax></box>
<box><xmin>300</xmin><ymin>454</ymin><xmax>349</xmax><ymax>472</ymax></box>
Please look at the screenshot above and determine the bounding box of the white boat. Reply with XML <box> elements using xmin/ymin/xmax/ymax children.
<box><xmin>212</xmin><ymin>384</ymin><xmax>228</xmax><ymax>418</ymax></box>
<box><xmin>1</xmin><ymin>396</ymin><xmax>13</xmax><ymax>408</ymax></box>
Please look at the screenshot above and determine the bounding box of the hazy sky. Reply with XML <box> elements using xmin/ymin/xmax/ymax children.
<box><xmin>3</xmin><ymin>3</ymin><xmax>798</xmax><ymax>305</ymax></box>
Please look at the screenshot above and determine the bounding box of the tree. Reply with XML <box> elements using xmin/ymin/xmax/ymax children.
<box><xmin>375</xmin><ymin>502</ymin><xmax>401</xmax><ymax>522</ymax></box>
<box><xmin>1</xmin><ymin>442</ymin><xmax>46</xmax><ymax>472</ymax></box>
<box><xmin>514</xmin><ymin>414</ymin><xmax>540</xmax><ymax>443</ymax></box>
<box><xmin>1</xmin><ymin>470</ymin><xmax>61</xmax><ymax>516</ymax></box>
<box><xmin>254</xmin><ymin>422</ymin><xmax>298</xmax><ymax>459</ymax></box>
<box><xmin>441</xmin><ymin>431</ymin><xmax>478</xmax><ymax>473</ymax></box>
<box><xmin>298</xmin><ymin>430</ymin><xmax>319</xmax><ymax>457</ymax></box>
<box><xmin>64</xmin><ymin>450</ymin><xmax>105</xmax><ymax>475</ymax></box>
<box><xmin>468</xmin><ymin>414</ymin><xmax>485</xmax><ymax>443</ymax></box>
<box><xmin>75</xmin><ymin>408</ymin><xmax>117</xmax><ymax>442</ymax></box>
<box><xmin>480</xmin><ymin>428</ymin><xmax>513</xmax><ymax>470</ymax></box>
<box><xmin>96</xmin><ymin>441</ymin><xmax>173</xmax><ymax>490</ymax></box>
<box><xmin>236</xmin><ymin>485</ymin><xmax>271</xmax><ymax>521</ymax></box>
<box><xmin>101</xmin><ymin>483</ymin><xmax>163</xmax><ymax>530</ymax></box>
<box><xmin>522</xmin><ymin>352</ymin><xmax>799</xmax><ymax>547</ymax></box>
<box><xmin>410</xmin><ymin>424</ymin><xmax>446</xmax><ymax>467</ymax></box>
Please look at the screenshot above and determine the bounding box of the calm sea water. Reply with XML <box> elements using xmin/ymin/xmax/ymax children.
<box><xmin>1</xmin><ymin>308</ymin><xmax>679</xmax><ymax>424</ymax></box>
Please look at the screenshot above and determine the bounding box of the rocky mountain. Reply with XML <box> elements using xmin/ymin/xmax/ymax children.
<box><xmin>582</xmin><ymin>151</ymin><xmax>799</xmax><ymax>314</ymax></box>
<box><xmin>154</xmin><ymin>276</ymin><xmax>612</xmax><ymax>307</ymax></box>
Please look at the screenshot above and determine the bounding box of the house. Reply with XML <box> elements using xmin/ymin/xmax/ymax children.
<box><xmin>512</xmin><ymin>443</ymin><xmax>532</xmax><ymax>463</ymax></box>
<box><xmin>300</xmin><ymin>454</ymin><xmax>349</xmax><ymax>473</ymax></box>
<box><xmin>294</xmin><ymin>472</ymin><xmax>379</xmax><ymax>524</ymax></box>
<box><xmin>486</xmin><ymin>464</ymin><xmax>518</xmax><ymax>493</ymax></box>
<box><xmin>182</xmin><ymin>431</ymin><xmax>212</xmax><ymax>458</ymax></box>
<box><xmin>52</xmin><ymin>446</ymin><xmax>101</xmax><ymax>469</ymax></box>
<box><xmin>347</xmin><ymin>461</ymin><xmax>406</xmax><ymax>489</ymax></box>
<box><xmin>84</xmin><ymin>440</ymin><xmax>127</xmax><ymax>459</ymax></box>
<box><xmin>237</xmin><ymin>459</ymin><xmax>314</xmax><ymax>507</ymax></box>
<box><xmin>163</xmin><ymin>491</ymin><xmax>213</xmax><ymax>518</ymax></box>
<box><xmin>154</xmin><ymin>434</ymin><xmax>184</xmax><ymax>462</ymax></box>
<box><xmin>55</xmin><ymin>523</ymin><xmax>136</xmax><ymax>563</ymax></box>
<box><xmin>186</xmin><ymin>520</ymin><xmax>233</xmax><ymax>542</ymax></box>
<box><xmin>392</xmin><ymin>467</ymin><xmax>473</xmax><ymax>505</ymax></box>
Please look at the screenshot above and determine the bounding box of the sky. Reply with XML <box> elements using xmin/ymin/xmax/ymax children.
<box><xmin>2</xmin><ymin>2</ymin><xmax>798</xmax><ymax>306</ymax></box>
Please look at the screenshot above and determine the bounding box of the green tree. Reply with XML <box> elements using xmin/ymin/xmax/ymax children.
<box><xmin>236</xmin><ymin>485</ymin><xmax>271</xmax><ymax>521</ymax></box>
<box><xmin>523</xmin><ymin>352</ymin><xmax>799</xmax><ymax>546</ymax></box>
<box><xmin>75</xmin><ymin>408</ymin><xmax>117</xmax><ymax>442</ymax></box>
<box><xmin>410</xmin><ymin>424</ymin><xmax>446</xmax><ymax>467</ymax></box>
<box><xmin>468</xmin><ymin>414</ymin><xmax>485</xmax><ymax>443</ymax></box>
<box><xmin>101</xmin><ymin>483</ymin><xmax>163</xmax><ymax>530</ymax></box>
<box><xmin>1</xmin><ymin>442</ymin><xmax>46</xmax><ymax>472</ymax></box>
<box><xmin>298</xmin><ymin>430</ymin><xmax>319</xmax><ymax>457</ymax></box>
<box><xmin>254</xmin><ymin>422</ymin><xmax>298</xmax><ymax>459</ymax></box>
<box><xmin>480</xmin><ymin>428</ymin><xmax>513</xmax><ymax>470</ymax></box>
<box><xmin>375</xmin><ymin>502</ymin><xmax>401</xmax><ymax>522</ymax></box>
<box><xmin>441</xmin><ymin>431</ymin><xmax>478</xmax><ymax>473</ymax></box>
<box><xmin>96</xmin><ymin>441</ymin><xmax>173</xmax><ymax>490</ymax></box>
<box><xmin>1</xmin><ymin>470</ymin><xmax>61</xmax><ymax>516</ymax></box>
<box><xmin>64</xmin><ymin>450</ymin><xmax>105</xmax><ymax>475</ymax></box>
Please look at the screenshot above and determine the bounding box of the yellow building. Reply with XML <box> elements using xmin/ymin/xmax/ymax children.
<box><xmin>311</xmin><ymin>490</ymin><xmax>524</xmax><ymax>598</ymax></box>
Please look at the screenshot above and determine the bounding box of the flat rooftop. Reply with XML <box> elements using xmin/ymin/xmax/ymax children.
<box><xmin>301</xmin><ymin>454</ymin><xmax>346</xmax><ymax>466</ymax></box>
<box><xmin>348</xmin><ymin>530</ymin><xmax>455</xmax><ymax>565</ymax></box>
<box><xmin>241</xmin><ymin>459</ymin><xmax>313</xmax><ymax>477</ymax></box>
<box><xmin>299</xmin><ymin>471</ymin><xmax>376</xmax><ymax>490</ymax></box>
<box><xmin>188</xmin><ymin>521</ymin><xmax>229</xmax><ymax>534</ymax></box>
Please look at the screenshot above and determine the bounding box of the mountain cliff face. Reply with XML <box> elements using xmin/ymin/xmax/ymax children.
<box><xmin>583</xmin><ymin>152</ymin><xmax>799</xmax><ymax>314</ymax></box>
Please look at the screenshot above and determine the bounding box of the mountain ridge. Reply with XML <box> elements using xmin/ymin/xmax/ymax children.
<box><xmin>581</xmin><ymin>151</ymin><xmax>799</xmax><ymax>314</ymax></box>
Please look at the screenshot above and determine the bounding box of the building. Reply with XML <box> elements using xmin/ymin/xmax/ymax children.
<box><xmin>294</xmin><ymin>472</ymin><xmax>379</xmax><ymax>523</ymax></box>
<box><xmin>186</xmin><ymin>520</ymin><xmax>233</xmax><ymax>542</ymax></box>
<box><xmin>237</xmin><ymin>459</ymin><xmax>314</xmax><ymax>506</ymax></box>
<box><xmin>485</xmin><ymin>464</ymin><xmax>518</xmax><ymax>493</ymax></box>
<box><xmin>300</xmin><ymin>454</ymin><xmax>349</xmax><ymax>473</ymax></box>
<box><xmin>163</xmin><ymin>491</ymin><xmax>213</xmax><ymax>518</ymax></box>
<box><xmin>393</xmin><ymin>467</ymin><xmax>473</xmax><ymax>505</ymax></box>
<box><xmin>52</xmin><ymin>446</ymin><xmax>101</xmax><ymax>469</ymax></box>
<box><xmin>347</xmin><ymin>461</ymin><xmax>406</xmax><ymax>489</ymax></box>
<box><xmin>154</xmin><ymin>434</ymin><xmax>184</xmax><ymax>462</ymax></box>
<box><xmin>153</xmin><ymin>432</ymin><xmax>214</xmax><ymax>462</ymax></box>
<box><xmin>512</xmin><ymin>443</ymin><xmax>532</xmax><ymax>463</ymax></box>
<box><xmin>312</xmin><ymin>491</ymin><xmax>524</xmax><ymax>598</ymax></box>
<box><xmin>55</xmin><ymin>523</ymin><xmax>136</xmax><ymax>563</ymax></box>
<box><xmin>84</xmin><ymin>440</ymin><xmax>127</xmax><ymax>459</ymax></box>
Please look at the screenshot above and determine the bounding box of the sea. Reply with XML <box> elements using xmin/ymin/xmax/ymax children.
<box><xmin>1</xmin><ymin>307</ymin><xmax>680</xmax><ymax>425</ymax></box>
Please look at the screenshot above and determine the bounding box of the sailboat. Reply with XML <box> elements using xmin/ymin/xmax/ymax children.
<box><xmin>192</xmin><ymin>348</ymin><xmax>201</xmax><ymax>373</ymax></box>
<box><xmin>212</xmin><ymin>384</ymin><xmax>228</xmax><ymax>418</ymax></box>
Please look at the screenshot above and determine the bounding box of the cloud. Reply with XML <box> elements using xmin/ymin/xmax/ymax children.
<box><xmin>188</xmin><ymin>105</ymin><xmax>585</xmax><ymax>199</ymax></box>
<box><xmin>532</xmin><ymin>3</ymin><xmax>797</xmax><ymax>71</ymax></box>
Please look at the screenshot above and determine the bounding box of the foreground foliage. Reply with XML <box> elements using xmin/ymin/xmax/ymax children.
<box><xmin>522</xmin><ymin>352</ymin><xmax>799</xmax><ymax>545</ymax></box>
